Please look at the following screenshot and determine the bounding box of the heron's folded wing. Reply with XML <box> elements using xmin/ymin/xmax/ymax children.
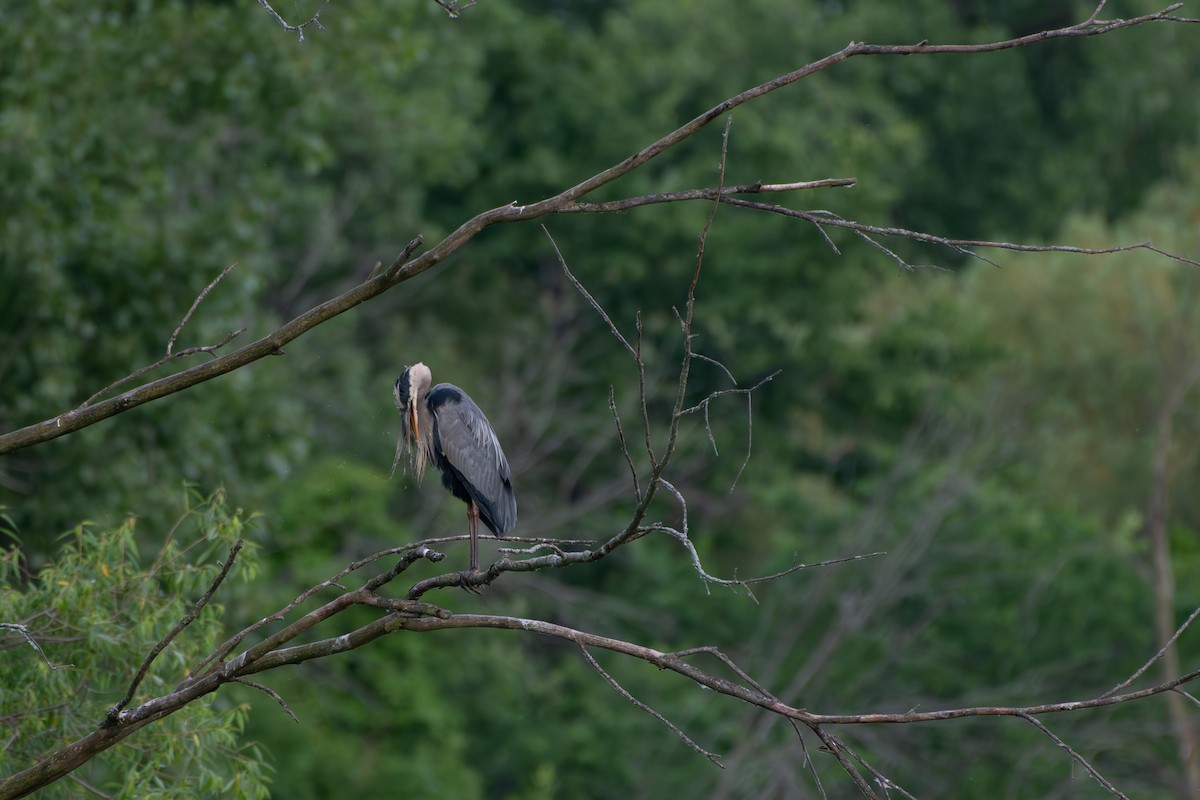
<box><xmin>429</xmin><ymin>385</ymin><xmax>517</xmax><ymax>535</ymax></box>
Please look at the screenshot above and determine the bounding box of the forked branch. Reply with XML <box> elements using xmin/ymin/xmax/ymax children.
<box><xmin>4</xmin><ymin>3</ymin><xmax>1196</xmax><ymax>454</ymax></box>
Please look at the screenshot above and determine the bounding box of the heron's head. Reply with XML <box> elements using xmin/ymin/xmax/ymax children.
<box><xmin>392</xmin><ymin>362</ymin><xmax>433</xmax><ymax>480</ymax></box>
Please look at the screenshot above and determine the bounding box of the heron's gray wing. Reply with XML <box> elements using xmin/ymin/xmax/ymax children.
<box><xmin>428</xmin><ymin>383</ymin><xmax>517</xmax><ymax>535</ymax></box>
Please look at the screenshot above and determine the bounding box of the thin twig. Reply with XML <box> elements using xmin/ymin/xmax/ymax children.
<box><xmin>0</xmin><ymin>623</ymin><xmax>73</xmax><ymax>671</ymax></box>
<box><xmin>167</xmin><ymin>263</ymin><xmax>237</xmax><ymax>355</ymax></box>
<box><xmin>107</xmin><ymin>539</ymin><xmax>244</xmax><ymax>722</ymax></box>
<box><xmin>636</xmin><ymin>316</ymin><xmax>657</xmax><ymax>470</ymax></box>
<box><xmin>65</xmin><ymin>773</ymin><xmax>113</xmax><ymax>799</ymax></box>
<box><xmin>579</xmin><ymin>644</ymin><xmax>724</xmax><ymax>767</ymax></box>
<box><xmin>80</xmin><ymin>328</ymin><xmax>247</xmax><ymax>408</ymax></box>
<box><xmin>431</xmin><ymin>0</ymin><xmax>477</xmax><ymax>17</ymax></box>
<box><xmin>679</xmin><ymin>368</ymin><xmax>780</xmax><ymax>490</ymax></box>
<box><xmin>724</xmin><ymin>199</ymin><xmax>1200</xmax><ymax>268</ymax></box>
<box><xmin>1102</xmin><ymin>603</ymin><xmax>1200</xmax><ymax>698</ymax></box>
<box><xmin>1172</xmin><ymin>687</ymin><xmax>1200</xmax><ymax>710</ymax></box>
<box><xmin>543</xmin><ymin>224</ymin><xmax>636</xmax><ymax>357</ymax></box>
<box><xmin>610</xmin><ymin>386</ymin><xmax>642</xmax><ymax>501</ymax></box>
<box><xmin>1015</xmin><ymin>711</ymin><xmax>1129</xmax><ymax>799</ymax></box>
<box><xmin>691</xmin><ymin>352</ymin><xmax>736</xmax><ymax>384</ymax></box>
<box><xmin>191</xmin><ymin>545</ymin><xmax>445</xmax><ymax>679</ymax></box>
<box><xmin>796</xmin><ymin>729</ymin><xmax>829</xmax><ymax>799</ymax></box>
<box><xmin>742</xmin><ymin>551</ymin><xmax>889</xmax><ymax>584</ymax></box>
<box><xmin>233</xmin><ymin>678</ymin><xmax>300</xmax><ymax>723</ymax></box>
<box><xmin>81</xmin><ymin>263</ymin><xmax>244</xmax><ymax>407</ymax></box>
<box><xmin>669</xmin><ymin>645</ymin><xmax>777</xmax><ymax>702</ymax></box>
<box><xmin>642</xmin><ymin>519</ymin><xmax>885</xmax><ymax>594</ymax></box>
<box><xmin>257</xmin><ymin>0</ymin><xmax>331</xmax><ymax>41</ymax></box>
<box><xmin>836</xmin><ymin>735</ymin><xmax>920</xmax><ymax>800</ymax></box>
<box><xmin>651</xmin><ymin>115</ymin><xmax>730</xmax><ymax>495</ymax></box>
<box><xmin>382</xmin><ymin>235</ymin><xmax>426</xmax><ymax>281</ymax></box>
<box><xmin>856</xmin><ymin>230</ymin><xmax>917</xmax><ymax>271</ymax></box>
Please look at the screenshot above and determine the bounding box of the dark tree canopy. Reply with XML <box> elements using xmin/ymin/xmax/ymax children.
<box><xmin>3</xmin><ymin>2</ymin><xmax>1200</xmax><ymax>798</ymax></box>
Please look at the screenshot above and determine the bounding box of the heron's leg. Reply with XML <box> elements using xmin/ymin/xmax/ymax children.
<box><xmin>467</xmin><ymin>499</ymin><xmax>480</xmax><ymax>573</ymax></box>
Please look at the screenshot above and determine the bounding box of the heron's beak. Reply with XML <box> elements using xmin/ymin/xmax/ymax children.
<box><xmin>408</xmin><ymin>403</ymin><xmax>419</xmax><ymax>445</ymax></box>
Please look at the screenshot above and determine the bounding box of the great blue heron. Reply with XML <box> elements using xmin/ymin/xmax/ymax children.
<box><xmin>393</xmin><ymin>362</ymin><xmax>517</xmax><ymax>574</ymax></box>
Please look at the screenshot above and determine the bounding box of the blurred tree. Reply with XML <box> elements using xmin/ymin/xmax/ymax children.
<box><xmin>2</xmin><ymin>1</ymin><xmax>1200</xmax><ymax>798</ymax></box>
<box><xmin>0</xmin><ymin>490</ymin><xmax>268</xmax><ymax>798</ymax></box>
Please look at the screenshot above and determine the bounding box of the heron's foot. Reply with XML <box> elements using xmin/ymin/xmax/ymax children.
<box><xmin>457</xmin><ymin>569</ymin><xmax>484</xmax><ymax>594</ymax></box>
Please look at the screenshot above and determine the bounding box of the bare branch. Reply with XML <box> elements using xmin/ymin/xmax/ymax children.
<box><xmin>65</xmin><ymin>773</ymin><xmax>112</xmax><ymax>800</ymax></box>
<box><xmin>854</xmin><ymin>230</ymin><xmax>919</xmax><ymax>272</ymax></box>
<box><xmin>431</xmin><ymin>0</ymin><xmax>476</xmax><ymax>18</ymax></box>
<box><xmin>796</xmin><ymin>729</ymin><xmax>830</xmax><ymax>800</ymax></box>
<box><xmin>258</xmin><ymin>0</ymin><xmax>331</xmax><ymax>42</ymax></box>
<box><xmin>679</xmin><ymin>366</ymin><xmax>780</xmax><ymax>490</ymax></box>
<box><xmin>722</xmin><ymin>199</ymin><xmax>1200</xmax><ymax>268</ymax></box>
<box><xmin>833</xmin><ymin>735</ymin><xmax>920</xmax><ymax>800</ymax></box>
<box><xmin>8</xmin><ymin>12</ymin><xmax>1200</xmax><ymax>792</ymax></box>
<box><xmin>609</xmin><ymin>386</ymin><xmax>642</xmax><ymax>501</ymax></box>
<box><xmin>579</xmin><ymin>644</ymin><xmax>724</xmax><ymax>767</ymax></box>
<box><xmin>80</xmin><ymin>263</ymin><xmax>245</xmax><ymax>407</ymax></box>
<box><xmin>561</xmin><ymin>178</ymin><xmax>857</xmax><ymax>213</ymax></box>
<box><xmin>232</xmin><ymin>678</ymin><xmax>300</xmax><ymax>724</ymax></box>
<box><xmin>741</xmin><ymin>551</ymin><xmax>889</xmax><ymax>585</ymax></box>
<box><xmin>1016</xmin><ymin>712</ymin><xmax>1129</xmax><ymax>799</ymax></box>
<box><xmin>167</xmin><ymin>263</ymin><xmax>237</xmax><ymax>356</ymax></box>
<box><xmin>544</xmin><ymin>225</ymin><xmax>635</xmax><ymax>358</ymax></box>
<box><xmin>809</xmin><ymin>727</ymin><xmax>881</xmax><ymax>800</ymax></box>
<box><xmin>1174</xmin><ymin>688</ymin><xmax>1200</xmax><ymax>710</ymax></box>
<box><xmin>1103</xmin><ymin>603</ymin><xmax>1200</xmax><ymax>698</ymax></box>
<box><xmin>641</xmin><ymin>515</ymin><xmax>885</xmax><ymax>594</ymax></box>
<box><xmin>7</xmin><ymin>589</ymin><xmax>1200</xmax><ymax>799</ymax></box>
<box><xmin>0</xmin><ymin>623</ymin><xmax>73</xmax><ymax>671</ymax></box>
<box><xmin>7</xmin><ymin>6</ymin><xmax>1195</xmax><ymax>453</ymax></box>
<box><xmin>636</xmin><ymin>316</ymin><xmax>656</xmax><ymax>470</ymax></box>
<box><xmin>190</xmin><ymin>543</ymin><xmax>445</xmax><ymax>680</ymax></box>
<box><xmin>107</xmin><ymin>539</ymin><xmax>244</xmax><ymax>722</ymax></box>
<box><xmin>1087</xmin><ymin>0</ymin><xmax>1112</xmax><ymax>26</ymax></box>
<box><xmin>79</xmin><ymin>328</ymin><xmax>247</xmax><ymax>408</ymax></box>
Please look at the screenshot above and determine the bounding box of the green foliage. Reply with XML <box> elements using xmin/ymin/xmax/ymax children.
<box><xmin>0</xmin><ymin>489</ymin><xmax>269</xmax><ymax>798</ymax></box>
<box><xmin>955</xmin><ymin>149</ymin><xmax>1200</xmax><ymax>528</ymax></box>
<box><xmin>4</xmin><ymin>0</ymin><xmax>1200</xmax><ymax>797</ymax></box>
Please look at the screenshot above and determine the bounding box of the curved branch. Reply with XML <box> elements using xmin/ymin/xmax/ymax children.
<box><xmin>3</xmin><ymin>5</ymin><xmax>1194</xmax><ymax>455</ymax></box>
<box><xmin>307</xmin><ymin>612</ymin><xmax>1200</xmax><ymax>730</ymax></box>
<box><xmin>8</xmin><ymin>568</ymin><xmax>1200</xmax><ymax>798</ymax></box>
<box><xmin>721</xmin><ymin>200</ymin><xmax>1200</xmax><ymax>268</ymax></box>
<box><xmin>106</xmin><ymin>539</ymin><xmax>244</xmax><ymax>723</ymax></box>
<box><xmin>257</xmin><ymin>0</ymin><xmax>330</xmax><ymax>42</ymax></box>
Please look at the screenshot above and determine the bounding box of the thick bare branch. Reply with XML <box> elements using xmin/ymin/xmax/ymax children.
<box><xmin>809</xmin><ymin>729</ymin><xmax>881</xmax><ymax>800</ymax></box>
<box><xmin>560</xmin><ymin>178</ymin><xmax>857</xmax><ymax>214</ymax></box>
<box><xmin>5</xmin><ymin>6</ymin><xmax>1195</xmax><ymax>454</ymax></box>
